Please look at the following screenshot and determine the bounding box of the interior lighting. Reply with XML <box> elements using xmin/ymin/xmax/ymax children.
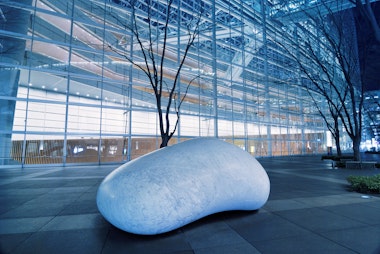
<box><xmin>54</xmin><ymin>88</ymin><xmax>58</xmax><ymax>91</ymax></box>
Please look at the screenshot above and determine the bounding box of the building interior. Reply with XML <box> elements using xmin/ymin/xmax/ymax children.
<box><xmin>0</xmin><ymin>0</ymin><xmax>379</xmax><ymax>167</ymax></box>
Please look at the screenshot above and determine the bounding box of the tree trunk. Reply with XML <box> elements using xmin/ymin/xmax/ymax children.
<box><xmin>352</xmin><ymin>136</ymin><xmax>361</xmax><ymax>161</ymax></box>
<box><xmin>335</xmin><ymin>138</ymin><xmax>342</xmax><ymax>156</ymax></box>
<box><xmin>160</xmin><ymin>135</ymin><xmax>169</xmax><ymax>148</ymax></box>
<box><xmin>333</xmin><ymin>119</ymin><xmax>342</xmax><ymax>156</ymax></box>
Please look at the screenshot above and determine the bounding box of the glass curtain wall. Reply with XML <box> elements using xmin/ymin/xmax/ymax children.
<box><xmin>0</xmin><ymin>0</ymin><xmax>331</xmax><ymax>167</ymax></box>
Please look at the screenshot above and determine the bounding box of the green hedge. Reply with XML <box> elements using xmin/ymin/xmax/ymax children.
<box><xmin>347</xmin><ymin>174</ymin><xmax>380</xmax><ymax>194</ymax></box>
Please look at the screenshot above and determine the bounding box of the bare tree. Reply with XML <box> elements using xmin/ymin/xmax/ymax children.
<box><xmin>308</xmin><ymin>7</ymin><xmax>364</xmax><ymax>161</ymax></box>
<box><xmin>274</xmin><ymin>1</ymin><xmax>364</xmax><ymax>160</ymax></box>
<box><xmin>306</xmin><ymin>84</ymin><xmax>345</xmax><ymax>156</ymax></box>
<box><xmin>106</xmin><ymin>0</ymin><xmax>206</xmax><ymax>148</ymax></box>
<box><xmin>273</xmin><ymin>35</ymin><xmax>346</xmax><ymax>156</ymax></box>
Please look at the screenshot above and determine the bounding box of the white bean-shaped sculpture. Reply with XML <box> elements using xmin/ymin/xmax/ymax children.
<box><xmin>96</xmin><ymin>138</ymin><xmax>270</xmax><ymax>235</ymax></box>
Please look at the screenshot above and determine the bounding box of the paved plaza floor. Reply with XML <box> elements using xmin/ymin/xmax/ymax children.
<box><xmin>0</xmin><ymin>155</ymin><xmax>379</xmax><ymax>253</ymax></box>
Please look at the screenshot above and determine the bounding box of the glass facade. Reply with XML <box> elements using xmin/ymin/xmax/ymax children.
<box><xmin>1</xmin><ymin>0</ymin><xmax>358</xmax><ymax>167</ymax></box>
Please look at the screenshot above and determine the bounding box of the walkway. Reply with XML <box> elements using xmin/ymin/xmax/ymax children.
<box><xmin>0</xmin><ymin>155</ymin><xmax>379</xmax><ymax>253</ymax></box>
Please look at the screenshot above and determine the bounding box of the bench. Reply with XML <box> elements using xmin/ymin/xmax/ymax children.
<box><xmin>345</xmin><ymin>161</ymin><xmax>377</xmax><ymax>169</ymax></box>
<box><xmin>322</xmin><ymin>155</ymin><xmax>355</xmax><ymax>168</ymax></box>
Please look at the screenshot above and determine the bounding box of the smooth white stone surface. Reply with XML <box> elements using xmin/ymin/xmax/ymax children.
<box><xmin>96</xmin><ymin>138</ymin><xmax>270</xmax><ymax>235</ymax></box>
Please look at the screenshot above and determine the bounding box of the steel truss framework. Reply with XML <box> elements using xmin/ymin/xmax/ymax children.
<box><xmin>0</xmin><ymin>0</ymin><xmax>370</xmax><ymax>166</ymax></box>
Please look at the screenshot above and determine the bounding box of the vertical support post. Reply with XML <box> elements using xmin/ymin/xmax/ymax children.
<box><xmin>260</xmin><ymin>0</ymin><xmax>272</xmax><ymax>156</ymax></box>
<box><xmin>62</xmin><ymin>0</ymin><xmax>76</xmax><ymax>165</ymax></box>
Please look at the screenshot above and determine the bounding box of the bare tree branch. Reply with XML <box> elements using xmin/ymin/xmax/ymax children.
<box><xmin>103</xmin><ymin>0</ymin><xmax>205</xmax><ymax>147</ymax></box>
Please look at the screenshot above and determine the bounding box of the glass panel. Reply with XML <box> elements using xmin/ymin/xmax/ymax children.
<box><xmin>100</xmin><ymin>136</ymin><xmax>127</xmax><ymax>163</ymax></box>
<box><xmin>66</xmin><ymin>136</ymin><xmax>99</xmax><ymax>163</ymax></box>
<box><xmin>67</xmin><ymin>105</ymin><xmax>100</xmax><ymax>134</ymax></box>
<box><xmin>19</xmin><ymin>134</ymin><xmax>65</xmax><ymax>165</ymax></box>
<box><xmin>131</xmin><ymin>110</ymin><xmax>158</xmax><ymax>136</ymax></box>
<box><xmin>101</xmin><ymin>106</ymin><xmax>128</xmax><ymax>135</ymax></box>
<box><xmin>130</xmin><ymin>137</ymin><xmax>160</xmax><ymax>160</ymax></box>
<box><xmin>3</xmin><ymin>0</ymin><xmax>357</xmax><ymax>166</ymax></box>
<box><xmin>200</xmin><ymin>116</ymin><xmax>214</xmax><ymax>137</ymax></box>
<box><xmin>180</xmin><ymin>114</ymin><xmax>199</xmax><ymax>136</ymax></box>
<box><xmin>26</xmin><ymin>101</ymin><xmax>66</xmax><ymax>132</ymax></box>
